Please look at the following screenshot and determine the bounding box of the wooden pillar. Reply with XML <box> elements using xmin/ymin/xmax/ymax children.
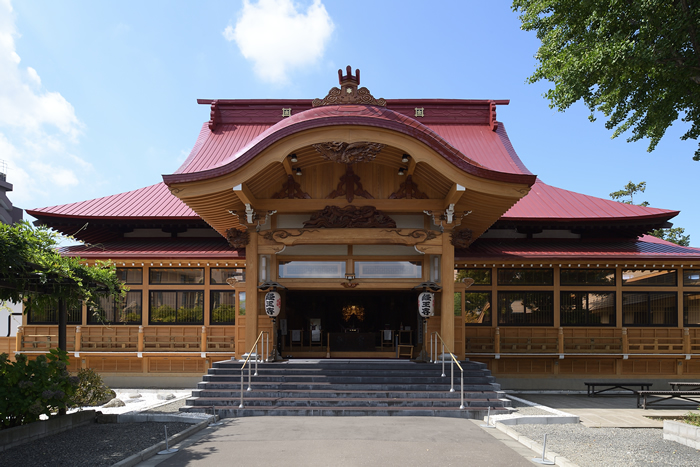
<box><xmin>15</xmin><ymin>326</ymin><xmax>22</xmax><ymax>352</ymax></box>
<box><xmin>494</xmin><ymin>327</ymin><xmax>500</xmax><ymax>354</ymax></box>
<box><xmin>622</xmin><ymin>327</ymin><xmax>629</xmax><ymax>354</ymax></box>
<box><xmin>201</xmin><ymin>326</ymin><xmax>207</xmax><ymax>353</ymax></box>
<box><xmin>75</xmin><ymin>326</ymin><xmax>81</xmax><ymax>352</ymax></box>
<box><xmin>137</xmin><ymin>325</ymin><xmax>144</xmax><ymax>353</ymax></box>
<box><xmin>244</xmin><ymin>229</ymin><xmax>259</xmax><ymax>355</ymax></box>
<box><xmin>558</xmin><ymin>327</ymin><xmax>564</xmax><ymax>354</ymax></box>
<box><xmin>440</xmin><ymin>230</ymin><xmax>455</xmax><ymax>353</ymax></box>
<box><xmin>684</xmin><ymin>328</ymin><xmax>691</xmax><ymax>354</ymax></box>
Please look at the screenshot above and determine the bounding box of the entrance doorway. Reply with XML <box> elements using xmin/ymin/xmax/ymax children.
<box><xmin>280</xmin><ymin>290</ymin><xmax>419</xmax><ymax>357</ymax></box>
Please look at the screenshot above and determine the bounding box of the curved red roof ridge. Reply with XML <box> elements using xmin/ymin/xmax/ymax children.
<box><xmin>502</xmin><ymin>179</ymin><xmax>678</xmax><ymax>221</ymax></box>
<box><xmin>27</xmin><ymin>182</ymin><xmax>198</xmax><ymax>219</ymax></box>
<box><xmin>162</xmin><ymin>105</ymin><xmax>538</xmax><ymax>186</ymax></box>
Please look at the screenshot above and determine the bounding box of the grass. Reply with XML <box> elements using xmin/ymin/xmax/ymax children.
<box><xmin>682</xmin><ymin>412</ymin><xmax>700</xmax><ymax>427</ymax></box>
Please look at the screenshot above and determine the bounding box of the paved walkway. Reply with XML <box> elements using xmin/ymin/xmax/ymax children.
<box><xmin>137</xmin><ymin>417</ymin><xmax>540</xmax><ymax>466</ymax></box>
<box><xmin>518</xmin><ymin>394</ymin><xmax>700</xmax><ymax>428</ymax></box>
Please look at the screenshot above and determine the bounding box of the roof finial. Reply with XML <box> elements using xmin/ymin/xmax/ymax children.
<box><xmin>338</xmin><ymin>65</ymin><xmax>360</xmax><ymax>86</ymax></box>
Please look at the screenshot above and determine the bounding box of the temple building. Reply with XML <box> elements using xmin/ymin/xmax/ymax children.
<box><xmin>20</xmin><ymin>67</ymin><xmax>700</xmax><ymax>388</ymax></box>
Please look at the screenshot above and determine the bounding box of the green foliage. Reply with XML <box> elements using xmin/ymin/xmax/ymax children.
<box><xmin>609</xmin><ymin>181</ymin><xmax>691</xmax><ymax>246</ymax></box>
<box><xmin>150</xmin><ymin>305</ymin><xmax>203</xmax><ymax>323</ymax></box>
<box><xmin>464</xmin><ymin>292</ymin><xmax>491</xmax><ymax>324</ymax></box>
<box><xmin>0</xmin><ymin>349</ymin><xmax>77</xmax><ymax>429</ymax></box>
<box><xmin>68</xmin><ymin>368</ymin><xmax>112</xmax><ymax>408</ymax></box>
<box><xmin>682</xmin><ymin>412</ymin><xmax>700</xmax><ymax>426</ymax></box>
<box><xmin>649</xmin><ymin>227</ymin><xmax>691</xmax><ymax>246</ymax></box>
<box><xmin>609</xmin><ymin>181</ymin><xmax>648</xmax><ymax>206</ymax></box>
<box><xmin>212</xmin><ymin>304</ymin><xmax>236</xmax><ymax>323</ymax></box>
<box><xmin>0</xmin><ymin>221</ymin><xmax>125</xmax><ymax>316</ymax></box>
<box><xmin>513</xmin><ymin>0</ymin><xmax>700</xmax><ymax>160</ymax></box>
<box><xmin>453</xmin><ymin>293</ymin><xmax>461</xmax><ymax>316</ymax></box>
<box><xmin>455</xmin><ymin>268</ymin><xmax>491</xmax><ymax>285</ymax></box>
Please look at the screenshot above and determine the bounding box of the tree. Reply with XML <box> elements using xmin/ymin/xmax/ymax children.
<box><xmin>609</xmin><ymin>181</ymin><xmax>649</xmax><ymax>206</ymax></box>
<box><xmin>609</xmin><ymin>181</ymin><xmax>691</xmax><ymax>245</ymax></box>
<box><xmin>513</xmin><ymin>0</ymin><xmax>700</xmax><ymax>160</ymax></box>
<box><xmin>0</xmin><ymin>221</ymin><xmax>125</xmax><ymax>350</ymax></box>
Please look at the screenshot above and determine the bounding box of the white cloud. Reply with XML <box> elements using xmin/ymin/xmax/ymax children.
<box><xmin>0</xmin><ymin>1</ymin><xmax>91</xmax><ymax>209</ymax></box>
<box><xmin>225</xmin><ymin>0</ymin><xmax>334</xmax><ymax>84</ymax></box>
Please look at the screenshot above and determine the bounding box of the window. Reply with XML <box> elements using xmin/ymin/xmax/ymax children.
<box><xmin>684</xmin><ymin>270</ymin><xmax>700</xmax><ymax>287</ymax></box>
<box><xmin>455</xmin><ymin>268</ymin><xmax>491</xmax><ymax>285</ymax></box>
<box><xmin>622</xmin><ymin>292</ymin><xmax>677</xmax><ymax>326</ymax></box>
<box><xmin>560</xmin><ymin>269</ymin><xmax>615</xmax><ymax>286</ymax></box>
<box><xmin>210</xmin><ymin>268</ymin><xmax>246</xmax><ymax>284</ymax></box>
<box><xmin>149</xmin><ymin>291</ymin><xmax>204</xmax><ymax>324</ymax></box>
<box><xmin>464</xmin><ymin>292</ymin><xmax>492</xmax><ymax>325</ymax></box>
<box><xmin>497</xmin><ymin>291</ymin><xmax>553</xmax><ymax>326</ymax></box>
<box><xmin>116</xmin><ymin>268</ymin><xmax>143</xmax><ymax>285</ymax></box>
<box><xmin>497</xmin><ymin>269</ymin><xmax>553</xmax><ymax>286</ymax></box>
<box><xmin>88</xmin><ymin>291</ymin><xmax>142</xmax><ymax>324</ymax></box>
<box><xmin>278</xmin><ymin>261</ymin><xmax>346</xmax><ymax>278</ymax></box>
<box><xmin>622</xmin><ymin>269</ymin><xmax>676</xmax><ymax>286</ymax></box>
<box><xmin>560</xmin><ymin>292</ymin><xmax>615</xmax><ymax>326</ymax></box>
<box><xmin>355</xmin><ymin>261</ymin><xmax>422</xmax><ymax>278</ymax></box>
<box><xmin>211</xmin><ymin>291</ymin><xmax>236</xmax><ymax>324</ymax></box>
<box><xmin>149</xmin><ymin>268</ymin><xmax>204</xmax><ymax>284</ymax></box>
<box><xmin>683</xmin><ymin>293</ymin><xmax>700</xmax><ymax>327</ymax></box>
<box><xmin>454</xmin><ymin>292</ymin><xmax>461</xmax><ymax>316</ymax></box>
<box><xmin>27</xmin><ymin>302</ymin><xmax>81</xmax><ymax>324</ymax></box>
<box><xmin>239</xmin><ymin>291</ymin><xmax>246</xmax><ymax>316</ymax></box>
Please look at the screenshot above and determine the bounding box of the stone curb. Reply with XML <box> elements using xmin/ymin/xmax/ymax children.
<box><xmin>494</xmin><ymin>421</ymin><xmax>579</xmax><ymax>467</ymax></box>
<box><xmin>112</xmin><ymin>415</ymin><xmax>214</xmax><ymax>467</ymax></box>
<box><xmin>489</xmin><ymin>395</ymin><xmax>580</xmax><ymax>426</ymax></box>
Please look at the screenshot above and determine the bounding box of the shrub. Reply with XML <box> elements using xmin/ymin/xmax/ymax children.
<box><xmin>69</xmin><ymin>368</ymin><xmax>113</xmax><ymax>408</ymax></box>
<box><xmin>0</xmin><ymin>349</ymin><xmax>76</xmax><ymax>429</ymax></box>
<box><xmin>212</xmin><ymin>304</ymin><xmax>236</xmax><ymax>324</ymax></box>
<box><xmin>682</xmin><ymin>412</ymin><xmax>700</xmax><ymax>427</ymax></box>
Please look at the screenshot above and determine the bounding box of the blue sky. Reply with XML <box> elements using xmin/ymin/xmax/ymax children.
<box><xmin>2</xmin><ymin>0</ymin><xmax>698</xmax><ymax>245</ymax></box>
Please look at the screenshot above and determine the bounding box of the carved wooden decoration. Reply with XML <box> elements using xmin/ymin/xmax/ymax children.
<box><xmin>450</xmin><ymin>228</ymin><xmax>473</xmax><ymax>248</ymax></box>
<box><xmin>312</xmin><ymin>66</ymin><xmax>386</xmax><ymax>107</ymax></box>
<box><xmin>304</xmin><ymin>206</ymin><xmax>396</xmax><ymax>229</ymax></box>
<box><xmin>225</xmin><ymin>228</ymin><xmax>250</xmax><ymax>249</ymax></box>
<box><xmin>389</xmin><ymin>175</ymin><xmax>428</xmax><ymax>200</ymax></box>
<box><xmin>312</xmin><ymin>141</ymin><xmax>385</xmax><ymax>164</ymax></box>
<box><xmin>260</xmin><ymin>230</ymin><xmax>311</xmax><ymax>242</ymax></box>
<box><xmin>327</xmin><ymin>165</ymin><xmax>373</xmax><ymax>203</ymax></box>
<box><xmin>384</xmin><ymin>229</ymin><xmax>438</xmax><ymax>243</ymax></box>
<box><xmin>341</xmin><ymin>282</ymin><xmax>359</xmax><ymax>288</ymax></box>
<box><xmin>272</xmin><ymin>175</ymin><xmax>311</xmax><ymax>199</ymax></box>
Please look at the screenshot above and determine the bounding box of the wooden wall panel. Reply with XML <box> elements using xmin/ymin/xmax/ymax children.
<box><xmin>87</xmin><ymin>357</ymin><xmax>142</xmax><ymax>373</ymax></box>
<box><xmin>149</xmin><ymin>357</ymin><xmax>205</xmax><ymax>373</ymax></box>
<box><xmin>494</xmin><ymin>358</ymin><xmax>554</xmax><ymax>375</ymax></box>
<box><xmin>0</xmin><ymin>336</ymin><xmax>14</xmax><ymax>357</ymax></box>
<box><xmin>622</xmin><ymin>359</ymin><xmax>677</xmax><ymax>375</ymax></box>
<box><xmin>558</xmin><ymin>358</ymin><xmax>616</xmax><ymax>375</ymax></box>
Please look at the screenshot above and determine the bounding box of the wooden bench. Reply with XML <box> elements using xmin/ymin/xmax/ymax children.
<box><xmin>669</xmin><ymin>382</ymin><xmax>700</xmax><ymax>391</ymax></box>
<box><xmin>637</xmin><ymin>390</ymin><xmax>700</xmax><ymax>409</ymax></box>
<box><xmin>585</xmin><ymin>381</ymin><xmax>652</xmax><ymax>396</ymax></box>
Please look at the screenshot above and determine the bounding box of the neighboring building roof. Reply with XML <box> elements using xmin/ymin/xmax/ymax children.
<box><xmin>59</xmin><ymin>238</ymin><xmax>240</xmax><ymax>259</ymax></box>
<box><xmin>457</xmin><ymin>235</ymin><xmax>700</xmax><ymax>261</ymax></box>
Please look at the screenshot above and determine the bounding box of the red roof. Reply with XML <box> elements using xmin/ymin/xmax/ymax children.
<box><xmin>27</xmin><ymin>182</ymin><xmax>198</xmax><ymax>220</ymax></box>
<box><xmin>162</xmin><ymin>104</ymin><xmax>537</xmax><ymax>186</ymax></box>
<box><xmin>457</xmin><ymin>235</ymin><xmax>700</xmax><ymax>261</ymax></box>
<box><xmin>502</xmin><ymin>179</ymin><xmax>678</xmax><ymax>222</ymax></box>
<box><xmin>60</xmin><ymin>238</ymin><xmax>240</xmax><ymax>259</ymax></box>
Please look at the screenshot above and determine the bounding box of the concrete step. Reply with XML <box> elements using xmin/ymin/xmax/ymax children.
<box><xmin>186</xmin><ymin>397</ymin><xmax>508</xmax><ymax>408</ymax></box>
<box><xmin>191</xmin><ymin>388</ymin><xmax>505</xmax><ymax>400</ymax></box>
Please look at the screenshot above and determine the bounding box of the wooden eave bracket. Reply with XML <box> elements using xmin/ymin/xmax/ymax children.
<box><xmin>444</xmin><ymin>183</ymin><xmax>465</xmax><ymax>208</ymax></box>
<box><xmin>258</xmin><ymin>228</ymin><xmax>442</xmax><ymax>247</ymax></box>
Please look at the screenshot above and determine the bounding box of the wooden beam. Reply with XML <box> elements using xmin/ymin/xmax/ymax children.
<box><xmin>251</xmin><ymin>198</ymin><xmax>445</xmax><ymax>212</ymax></box>
<box><xmin>258</xmin><ymin>228</ymin><xmax>442</xmax><ymax>246</ymax></box>
<box><xmin>233</xmin><ymin>183</ymin><xmax>257</xmax><ymax>206</ymax></box>
<box><xmin>407</xmin><ymin>157</ymin><xmax>417</xmax><ymax>176</ymax></box>
<box><xmin>282</xmin><ymin>157</ymin><xmax>293</xmax><ymax>176</ymax></box>
<box><xmin>444</xmin><ymin>183</ymin><xmax>466</xmax><ymax>208</ymax></box>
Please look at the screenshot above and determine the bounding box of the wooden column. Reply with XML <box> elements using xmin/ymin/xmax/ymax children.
<box><xmin>244</xmin><ymin>229</ymin><xmax>259</xmax><ymax>355</ymax></box>
<box><xmin>440</xmin><ymin>230</ymin><xmax>455</xmax><ymax>353</ymax></box>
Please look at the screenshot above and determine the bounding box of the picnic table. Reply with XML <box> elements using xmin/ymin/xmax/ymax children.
<box><xmin>585</xmin><ymin>381</ymin><xmax>652</xmax><ymax>397</ymax></box>
<box><xmin>637</xmin><ymin>390</ymin><xmax>700</xmax><ymax>409</ymax></box>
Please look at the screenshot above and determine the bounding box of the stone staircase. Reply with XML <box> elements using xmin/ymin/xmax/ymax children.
<box><xmin>180</xmin><ymin>359</ymin><xmax>512</xmax><ymax>418</ymax></box>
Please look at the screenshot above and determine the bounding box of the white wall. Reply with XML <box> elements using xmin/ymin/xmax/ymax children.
<box><xmin>0</xmin><ymin>301</ymin><xmax>22</xmax><ymax>337</ymax></box>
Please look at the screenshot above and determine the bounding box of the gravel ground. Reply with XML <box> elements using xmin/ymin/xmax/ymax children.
<box><xmin>0</xmin><ymin>421</ymin><xmax>192</xmax><ymax>467</ymax></box>
<box><xmin>509</xmin><ymin>423</ymin><xmax>700</xmax><ymax>466</ymax></box>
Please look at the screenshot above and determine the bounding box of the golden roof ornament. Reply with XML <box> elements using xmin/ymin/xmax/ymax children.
<box><xmin>312</xmin><ymin>65</ymin><xmax>386</xmax><ymax>107</ymax></box>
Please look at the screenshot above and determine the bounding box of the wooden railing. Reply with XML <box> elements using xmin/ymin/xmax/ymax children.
<box><xmin>465</xmin><ymin>327</ymin><xmax>699</xmax><ymax>355</ymax></box>
<box><xmin>16</xmin><ymin>325</ymin><xmax>235</xmax><ymax>354</ymax></box>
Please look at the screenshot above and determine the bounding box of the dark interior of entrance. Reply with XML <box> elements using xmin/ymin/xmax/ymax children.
<box><xmin>282</xmin><ymin>290</ymin><xmax>418</xmax><ymax>353</ymax></box>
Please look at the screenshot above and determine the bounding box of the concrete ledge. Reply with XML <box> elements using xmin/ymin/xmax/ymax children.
<box><xmin>663</xmin><ymin>420</ymin><xmax>700</xmax><ymax>449</ymax></box>
<box><xmin>116</xmin><ymin>413</ymin><xmax>212</xmax><ymax>424</ymax></box>
<box><xmin>0</xmin><ymin>410</ymin><xmax>97</xmax><ymax>452</ymax></box>
<box><xmin>112</xmin><ymin>418</ymin><xmax>213</xmax><ymax>467</ymax></box>
<box><xmin>488</xmin><ymin>395</ymin><xmax>580</xmax><ymax>426</ymax></box>
<box><xmin>494</xmin><ymin>421</ymin><xmax>578</xmax><ymax>467</ymax></box>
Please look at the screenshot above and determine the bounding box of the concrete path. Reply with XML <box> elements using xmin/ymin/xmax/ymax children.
<box><xmin>137</xmin><ymin>417</ymin><xmax>541</xmax><ymax>466</ymax></box>
<box><xmin>521</xmin><ymin>394</ymin><xmax>700</xmax><ymax>428</ymax></box>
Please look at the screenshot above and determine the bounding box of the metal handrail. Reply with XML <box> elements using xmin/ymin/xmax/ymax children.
<box><xmin>239</xmin><ymin>331</ymin><xmax>269</xmax><ymax>408</ymax></box>
<box><xmin>430</xmin><ymin>331</ymin><xmax>464</xmax><ymax>410</ymax></box>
